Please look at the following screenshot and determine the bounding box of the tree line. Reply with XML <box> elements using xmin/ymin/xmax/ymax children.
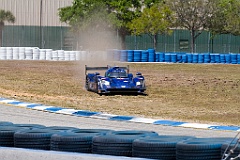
<box><xmin>58</xmin><ymin>0</ymin><xmax>240</xmax><ymax>52</ymax></box>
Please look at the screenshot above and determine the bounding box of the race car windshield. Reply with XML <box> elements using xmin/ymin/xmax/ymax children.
<box><xmin>107</xmin><ymin>72</ymin><xmax>128</xmax><ymax>78</ymax></box>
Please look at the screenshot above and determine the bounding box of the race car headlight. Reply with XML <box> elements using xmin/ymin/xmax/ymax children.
<box><xmin>104</xmin><ymin>81</ymin><xmax>110</xmax><ymax>86</ymax></box>
<box><xmin>136</xmin><ymin>81</ymin><xmax>141</xmax><ymax>86</ymax></box>
<box><xmin>101</xmin><ymin>80</ymin><xmax>110</xmax><ymax>86</ymax></box>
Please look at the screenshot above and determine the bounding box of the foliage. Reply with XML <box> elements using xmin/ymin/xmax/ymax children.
<box><xmin>209</xmin><ymin>0</ymin><xmax>240</xmax><ymax>36</ymax></box>
<box><xmin>128</xmin><ymin>2</ymin><xmax>174</xmax><ymax>49</ymax></box>
<box><xmin>58</xmin><ymin>0</ymin><xmax>240</xmax><ymax>51</ymax></box>
<box><xmin>167</xmin><ymin>0</ymin><xmax>215</xmax><ymax>53</ymax></box>
<box><xmin>129</xmin><ymin>3</ymin><xmax>173</xmax><ymax>36</ymax></box>
<box><xmin>0</xmin><ymin>9</ymin><xmax>15</xmax><ymax>25</ymax></box>
<box><xmin>59</xmin><ymin>0</ymin><xmax>117</xmax><ymax>32</ymax></box>
<box><xmin>58</xmin><ymin>0</ymin><xmax>158</xmax><ymax>49</ymax></box>
<box><xmin>0</xmin><ymin>9</ymin><xmax>15</xmax><ymax>46</ymax></box>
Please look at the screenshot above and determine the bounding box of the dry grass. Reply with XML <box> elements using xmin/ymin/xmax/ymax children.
<box><xmin>0</xmin><ymin>60</ymin><xmax>239</xmax><ymax>126</ymax></box>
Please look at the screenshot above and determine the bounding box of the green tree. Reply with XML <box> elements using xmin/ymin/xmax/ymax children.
<box><xmin>0</xmin><ymin>10</ymin><xmax>15</xmax><ymax>47</ymax></box>
<box><xmin>209</xmin><ymin>0</ymin><xmax>240</xmax><ymax>36</ymax></box>
<box><xmin>59</xmin><ymin>0</ymin><xmax>119</xmax><ymax>50</ymax></box>
<box><xmin>128</xmin><ymin>2</ymin><xmax>174</xmax><ymax>49</ymax></box>
<box><xmin>59</xmin><ymin>0</ymin><xmax>157</xmax><ymax>49</ymax></box>
<box><xmin>104</xmin><ymin>0</ymin><xmax>142</xmax><ymax>49</ymax></box>
<box><xmin>167</xmin><ymin>0</ymin><xmax>215</xmax><ymax>53</ymax></box>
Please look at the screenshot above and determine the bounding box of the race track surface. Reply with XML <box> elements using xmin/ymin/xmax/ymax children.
<box><xmin>0</xmin><ymin>99</ymin><xmax>238</xmax><ymax>160</ymax></box>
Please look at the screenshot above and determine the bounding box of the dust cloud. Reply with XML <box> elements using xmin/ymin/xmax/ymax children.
<box><xmin>71</xmin><ymin>18</ymin><xmax>125</xmax><ymax>83</ymax></box>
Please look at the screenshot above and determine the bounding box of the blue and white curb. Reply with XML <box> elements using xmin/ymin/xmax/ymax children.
<box><xmin>0</xmin><ymin>97</ymin><xmax>239</xmax><ymax>132</ymax></box>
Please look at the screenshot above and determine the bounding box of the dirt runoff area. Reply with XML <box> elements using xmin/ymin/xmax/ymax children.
<box><xmin>0</xmin><ymin>60</ymin><xmax>239</xmax><ymax>126</ymax></box>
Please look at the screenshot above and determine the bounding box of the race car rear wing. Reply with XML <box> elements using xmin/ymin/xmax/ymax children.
<box><xmin>85</xmin><ymin>65</ymin><xmax>129</xmax><ymax>75</ymax></box>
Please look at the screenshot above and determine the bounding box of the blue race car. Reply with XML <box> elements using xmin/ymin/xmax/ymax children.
<box><xmin>85</xmin><ymin>65</ymin><xmax>146</xmax><ymax>95</ymax></box>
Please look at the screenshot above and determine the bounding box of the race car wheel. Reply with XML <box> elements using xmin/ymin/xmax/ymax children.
<box><xmin>97</xmin><ymin>90</ymin><xmax>103</xmax><ymax>96</ymax></box>
<box><xmin>85</xmin><ymin>77</ymin><xmax>90</xmax><ymax>91</ymax></box>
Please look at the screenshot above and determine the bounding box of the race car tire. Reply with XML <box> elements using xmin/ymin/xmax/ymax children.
<box><xmin>85</xmin><ymin>77</ymin><xmax>90</xmax><ymax>91</ymax></box>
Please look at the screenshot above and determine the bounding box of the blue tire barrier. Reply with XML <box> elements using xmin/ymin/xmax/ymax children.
<box><xmin>120</xmin><ymin>50</ymin><xmax>127</xmax><ymax>62</ymax></box>
<box><xmin>181</xmin><ymin>54</ymin><xmax>187</xmax><ymax>63</ymax></box>
<box><xmin>192</xmin><ymin>53</ymin><xmax>198</xmax><ymax>63</ymax></box>
<box><xmin>177</xmin><ymin>53</ymin><xmax>183</xmax><ymax>63</ymax></box>
<box><xmin>203</xmin><ymin>53</ymin><xmax>210</xmax><ymax>63</ymax></box>
<box><xmin>165</xmin><ymin>53</ymin><xmax>171</xmax><ymax>62</ymax></box>
<box><xmin>215</xmin><ymin>54</ymin><xmax>220</xmax><ymax>63</ymax></box>
<box><xmin>210</xmin><ymin>54</ymin><xmax>215</xmax><ymax>63</ymax></box>
<box><xmin>225</xmin><ymin>54</ymin><xmax>231</xmax><ymax>64</ymax></box>
<box><xmin>148</xmin><ymin>49</ymin><xmax>155</xmax><ymax>62</ymax></box>
<box><xmin>186</xmin><ymin>53</ymin><xmax>193</xmax><ymax>63</ymax></box>
<box><xmin>127</xmin><ymin>50</ymin><xmax>134</xmax><ymax>62</ymax></box>
<box><xmin>112</xmin><ymin>49</ymin><xmax>240</xmax><ymax>65</ymax></box>
<box><xmin>171</xmin><ymin>53</ymin><xmax>177</xmax><ymax>63</ymax></box>
<box><xmin>238</xmin><ymin>54</ymin><xmax>240</xmax><ymax>64</ymax></box>
<box><xmin>133</xmin><ymin>50</ymin><xmax>142</xmax><ymax>62</ymax></box>
<box><xmin>155</xmin><ymin>52</ymin><xmax>160</xmax><ymax>62</ymax></box>
<box><xmin>230</xmin><ymin>53</ymin><xmax>237</xmax><ymax>64</ymax></box>
<box><xmin>220</xmin><ymin>54</ymin><xmax>226</xmax><ymax>63</ymax></box>
<box><xmin>141</xmin><ymin>50</ymin><xmax>148</xmax><ymax>62</ymax></box>
<box><xmin>215</xmin><ymin>53</ymin><xmax>221</xmax><ymax>63</ymax></box>
<box><xmin>198</xmin><ymin>53</ymin><xmax>204</xmax><ymax>63</ymax></box>
<box><xmin>159</xmin><ymin>52</ymin><xmax>165</xmax><ymax>62</ymax></box>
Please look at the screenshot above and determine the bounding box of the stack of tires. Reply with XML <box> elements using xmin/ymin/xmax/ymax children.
<box><xmin>92</xmin><ymin>130</ymin><xmax>158</xmax><ymax>157</ymax></box>
<box><xmin>132</xmin><ymin>135</ymin><xmax>194</xmax><ymax>159</ymax></box>
<box><xmin>50</xmin><ymin>129</ymin><xmax>113</xmax><ymax>153</ymax></box>
<box><xmin>0</xmin><ymin>123</ymin><xmax>45</xmax><ymax>148</ymax></box>
<box><xmin>0</xmin><ymin>121</ymin><xmax>238</xmax><ymax>160</ymax></box>
<box><xmin>176</xmin><ymin>138</ymin><xmax>233</xmax><ymax>160</ymax></box>
<box><xmin>14</xmin><ymin>128</ymin><xmax>55</xmax><ymax>150</ymax></box>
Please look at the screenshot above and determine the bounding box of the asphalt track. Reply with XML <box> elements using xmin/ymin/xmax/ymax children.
<box><xmin>0</xmin><ymin>101</ymin><xmax>238</xmax><ymax>160</ymax></box>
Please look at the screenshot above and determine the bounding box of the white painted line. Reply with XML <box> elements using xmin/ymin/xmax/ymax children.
<box><xmin>16</xmin><ymin>103</ymin><xmax>39</xmax><ymax>107</ymax></box>
<box><xmin>179</xmin><ymin>123</ymin><xmax>213</xmax><ymax>129</ymax></box>
<box><xmin>90</xmin><ymin>113</ymin><xmax>118</xmax><ymax>119</ymax></box>
<box><xmin>0</xmin><ymin>100</ymin><xmax>18</xmax><ymax>103</ymax></box>
<box><xmin>31</xmin><ymin>106</ymin><xmax>56</xmax><ymax>111</ymax></box>
<box><xmin>55</xmin><ymin>109</ymin><xmax>77</xmax><ymax>115</ymax></box>
<box><xmin>129</xmin><ymin>117</ymin><xmax>157</xmax><ymax>124</ymax></box>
